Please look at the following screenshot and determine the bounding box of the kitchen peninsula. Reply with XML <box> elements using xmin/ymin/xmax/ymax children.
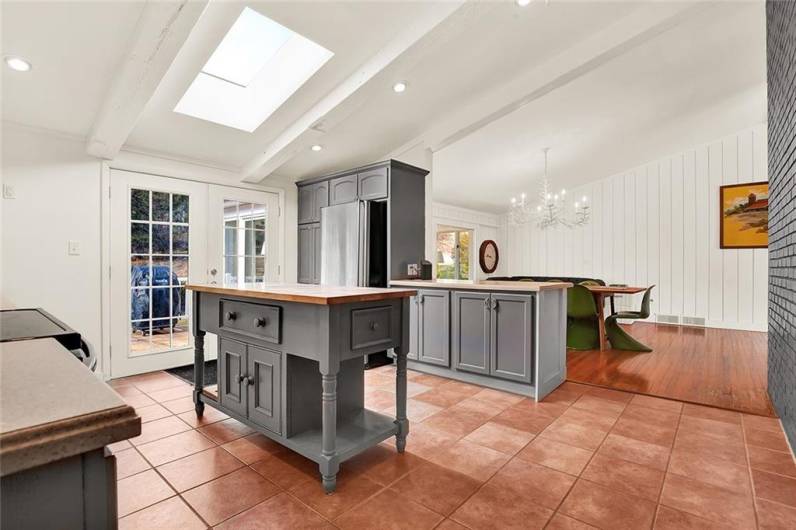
<box><xmin>390</xmin><ymin>279</ymin><xmax>570</xmax><ymax>400</ymax></box>
<box><xmin>186</xmin><ymin>282</ymin><xmax>416</xmax><ymax>493</ymax></box>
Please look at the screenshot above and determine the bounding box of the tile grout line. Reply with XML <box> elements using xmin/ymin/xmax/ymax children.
<box><xmin>653</xmin><ymin>396</ymin><xmax>686</xmax><ymax>529</ymax></box>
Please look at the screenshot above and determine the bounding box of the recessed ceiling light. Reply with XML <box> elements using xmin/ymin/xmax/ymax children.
<box><xmin>392</xmin><ymin>81</ymin><xmax>407</xmax><ymax>93</ymax></box>
<box><xmin>4</xmin><ymin>56</ymin><xmax>31</xmax><ymax>72</ymax></box>
<box><xmin>311</xmin><ymin>144</ymin><xmax>323</xmax><ymax>152</ymax></box>
<box><xmin>516</xmin><ymin>0</ymin><xmax>532</xmax><ymax>6</ymax></box>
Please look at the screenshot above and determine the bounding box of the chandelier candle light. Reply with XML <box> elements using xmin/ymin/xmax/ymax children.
<box><xmin>509</xmin><ymin>148</ymin><xmax>590</xmax><ymax>229</ymax></box>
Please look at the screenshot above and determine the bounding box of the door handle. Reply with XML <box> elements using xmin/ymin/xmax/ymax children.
<box><xmin>238</xmin><ymin>374</ymin><xmax>246</xmax><ymax>384</ymax></box>
<box><xmin>484</xmin><ymin>298</ymin><xmax>490</xmax><ymax>310</ymax></box>
<box><xmin>246</xmin><ymin>376</ymin><xmax>255</xmax><ymax>386</ymax></box>
<box><xmin>254</xmin><ymin>317</ymin><xmax>268</xmax><ymax>327</ymax></box>
<box><xmin>226</xmin><ymin>311</ymin><xmax>237</xmax><ymax>321</ymax></box>
<box><xmin>210</xmin><ymin>268</ymin><xmax>218</xmax><ymax>276</ymax></box>
<box><xmin>492</xmin><ymin>299</ymin><xmax>499</xmax><ymax>311</ymax></box>
<box><xmin>369</xmin><ymin>321</ymin><xmax>380</xmax><ymax>331</ymax></box>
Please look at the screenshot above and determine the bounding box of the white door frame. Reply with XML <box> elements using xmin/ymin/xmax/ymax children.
<box><xmin>100</xmin><ymin>160</ymin><xmax>285</xmax><ymax>380</ymax></box>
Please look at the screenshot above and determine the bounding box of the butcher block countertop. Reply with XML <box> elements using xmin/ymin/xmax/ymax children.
<box><xmin>0</xmin><ymin>339</ymin><xmax>140</xmax><ymax>476</ymax></box>
<box><xmin>390</xmin><ymin>279</ymin><xmax>573</xmax><ymax>291</ymax></box>
<box><xmin>187</xmin><ymin>282</ymin><xmax>417</xmax><ymax>305</ymax></box>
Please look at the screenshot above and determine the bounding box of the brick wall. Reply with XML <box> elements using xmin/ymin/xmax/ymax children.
<box><xmin>767</xmin><ymin>0</ymin><xmax>796</xmax><ymax>447</ymax></box>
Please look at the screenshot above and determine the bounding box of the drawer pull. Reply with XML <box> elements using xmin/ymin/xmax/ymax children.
<box><xmin>370</xmin><ymin>321</ymin><xmax>379</xmax><ymax>331</ymax></box>
<box><xmin>226</xmin><ymin>311</ymin><xmax>237</xmax><ymax>321</ymax></box>
<box><xmin>254</xmin><ymin>317</ymin><xmax>268</xmax><ymax>328</ymax></box>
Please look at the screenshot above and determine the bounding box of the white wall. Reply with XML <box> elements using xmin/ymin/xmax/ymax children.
<box><xmin>502</xmin><ymin>124</ymin><xmax>768</xmax><ymax>331</ymax></box>
<box><xmin>433</xmin><ymin>202</ymin><xmax>504</xmax><ymax>281</ymax></box>
<box><xmin>1</xmin><ymin>123</ymin><xmax>298</xmax><ymax>376</ymax></box>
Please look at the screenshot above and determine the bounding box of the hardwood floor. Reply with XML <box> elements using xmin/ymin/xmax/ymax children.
<box><xmin>567</xmin><ymin>322</ymin><xmax>774</xmax><ymax>416</ymax></box>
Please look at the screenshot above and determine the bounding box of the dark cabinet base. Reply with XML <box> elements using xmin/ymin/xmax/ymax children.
<box><xmin>1</xmin><ymin>448</ymin><xmax>117</xmax><ymax>530</ymax></box>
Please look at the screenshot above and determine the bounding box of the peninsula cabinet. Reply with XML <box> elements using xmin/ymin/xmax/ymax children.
<box><xmin>392</xmin><ymin>280</ymin><xmax>569</xmax><ymax>400</ymax></box>
<box><xmin>452</xmin><ymin>291</ymin><xmax>533</xmax><ymax>384</ymax></box>
<box><xmin>408</xmin><ymin>289</ymin><xmax>450</xmax><ymax>366</ymax></box>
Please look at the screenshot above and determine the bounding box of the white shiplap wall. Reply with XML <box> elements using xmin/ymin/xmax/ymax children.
<box><xmin>502</xmin><ymin>124</ymin><xmax>768</xmax><ymax>331</ymax></box>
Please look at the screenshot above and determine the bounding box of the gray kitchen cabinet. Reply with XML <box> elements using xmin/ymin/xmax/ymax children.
<box><xmin>418</xmin><ymin>289</ymin><xmax>450</xmax><ymax>366</ymax></box>
<box><xmin>219</xmin><ymin>338</ymin><xmax>247</xmax><ymax>416</ymax></box>
<box><xmin>452</xmin><ymin>291</ymin><xmax>491</xmax><ymax>375</ymax></box>
<box><xmin>296</xmin><ymin>160</ymin><xmax>428</xmax><ymax>285</ymax></box>
<box><xmin>298</xmin><ymin>182</ymin><xmax>328</xmax><ymax>224</ymax></box>
<box><xmin>490</xmin><ymin>293</ymin><xmax>533</xmax><ymax>383</ymax></box>
<box><xmin>329</xmin><ymin>174</ymin><xmax>358</xmax><ymax>205</ymax></box>
<box><xmin>220</xmin><ymin>338</ymin><xmax>282</xmax><ymax>434</ymax></box>
<box><xmin>312</xmin><ymin>223</ymin><xmax>322</xmax><ymax>284</ymax></box>
<box><xmin>247</xmin><ymin>345</ymin><xmax>282</xmax><ymax>434</ymax></box>
<box><xmin>298</xmin><ymin>224</ymin><xmax>315</xmax><ymax>284</ymax></box>
<box><xmin>358</xmin><ymin>167</ymin><xmax>388</xmax><ymax>201</ymax></box>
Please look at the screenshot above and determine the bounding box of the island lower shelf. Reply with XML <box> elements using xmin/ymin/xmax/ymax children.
<box><xmin>188</xmin><ymin>285</ymin><xmax>414</xmax><ymax>493</ymax></box>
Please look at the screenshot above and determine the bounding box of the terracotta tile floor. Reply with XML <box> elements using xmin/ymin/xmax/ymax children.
<box><xmin>110</xmin><ymin>366</ymin><xmax>796</xmax><ymax>529</ymax></box>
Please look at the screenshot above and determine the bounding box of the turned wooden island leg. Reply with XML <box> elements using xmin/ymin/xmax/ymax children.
<box><xmin>319</xmin><ymin>368</ymin><xmax>339</xmax><ymax>493</ymax></box>
<box><xmin>394</xmin><ymin>297</ymin><xmax>410</xmax><ymax>452</ymax></box>
<box><xmin>192</xmin><ymin>293</ymin><xmax>205</xmax><ymax>417</ymax></box>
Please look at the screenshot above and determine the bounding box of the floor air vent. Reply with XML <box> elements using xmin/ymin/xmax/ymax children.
<box><xmin>681</xmin><ymin>316</ymin><xmax>707</xmax><ymax>327</ymax></box>
<box><xmin>656</xmin><ymin>314</ymin><xmax>680</xmax><ymax>324</ymax></box>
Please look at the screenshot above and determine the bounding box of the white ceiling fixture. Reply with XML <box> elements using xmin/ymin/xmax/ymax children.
<box><xmin>516</xmin><ymin>0</ymin><xmax>532</xmax><ymax>7</ymax></box>
<box><xmin>311</xmin><ymin>144</ymin><xmax>323</xmax><ymax>152</ymax></box>
<box><xmin>4</xmin><ymin>56</ymin><xmax>31</xmax><ymax>72</ymax></box>
<box><xmin>174</xmin><ymin>7</ymin><xmax>333</xmax><ymax>132</ymax></box>
<box><xmin>393</xmin><ymin>81</ymin><xmax>407</xmax><ymax>93</ymax></box>
<box><xmin>509</xmin><ymin>148</ymin><xmax>590</xmax><ymax>228</ymax></box>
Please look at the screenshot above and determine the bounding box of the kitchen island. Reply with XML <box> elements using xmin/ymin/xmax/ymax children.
<box><xmin>186</xmin><ymin>282</ymin><xmax>416</xmax><ymax>493</ymax></box>
<box><xmin>390</xmin><ymin>279</ymin><xmax>571</xmax><ymax>400</ymax></box>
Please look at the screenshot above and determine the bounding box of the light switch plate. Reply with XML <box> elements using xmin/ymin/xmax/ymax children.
<box><xmin>3</xmin><ymin>184</ymin><xmax>16</xmax><ymax>199</ymax></box>
<box><xmin>68</xmin><ymin>240</ymin><xmax>81</xmax><ymax>256</ymax></box>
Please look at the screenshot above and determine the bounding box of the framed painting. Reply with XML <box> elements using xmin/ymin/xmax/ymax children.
<box><xmin>719</xmin><ymin>181</ymin><xmax>769</xmax><ymax>249</ymax></box>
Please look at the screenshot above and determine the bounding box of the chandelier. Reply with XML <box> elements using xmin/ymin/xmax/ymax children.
<box><xmin>509</xmin><ymin>148</ymin><xmax>590</xmax><ymax>229</ymax></box>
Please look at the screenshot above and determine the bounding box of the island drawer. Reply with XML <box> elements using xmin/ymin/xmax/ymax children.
<box><xmin>350</xmin><ymin>305</ymin><xmax>393</xmax><ymax>350</ymax></box>
<box><xmin>219</xmin><ymin>299</ymin><xmax>281</xmax><ymax>344</ymax></box>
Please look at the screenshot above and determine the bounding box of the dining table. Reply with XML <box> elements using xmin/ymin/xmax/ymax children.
<box><xmin>583</xmin><ymin>285</ymin><xmax>647</xmax><ymax>351</ymax></box>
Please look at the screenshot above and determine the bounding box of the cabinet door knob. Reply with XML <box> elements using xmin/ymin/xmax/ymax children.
<box><xmin>238</xmin><ymin>374</ymin><xmax>246</xmax><ymax>383</ymax></box>
<box><xmin>370</xmin><ymin>321</ymin><xmax>379</xmax><ymax>331</ymax></box>
<box><xmin>226</xmin><ymin>311</ymin><xmax>237</xmax><ymax>321</ymax></box>
<box><xmin>247</xmin><ymin>376</ymin><xmax>255</xmax><ymax>386</ymax></box>
<box><xmin>255</xmin><ymin>317</ymin><xmax>268</xmax><ymax>327</ymax></box>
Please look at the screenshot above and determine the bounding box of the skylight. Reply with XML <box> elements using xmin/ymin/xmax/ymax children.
<box><xmin>174</xmin><ymin>7</ymin><xmax>333</xmax><ymax>132</ymax></box>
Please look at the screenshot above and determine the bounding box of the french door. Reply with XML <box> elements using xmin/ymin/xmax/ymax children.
<box><xmin>109</xmin><ymin>170</ymin><xmax>280</xmax><ymax>378</ymax></box>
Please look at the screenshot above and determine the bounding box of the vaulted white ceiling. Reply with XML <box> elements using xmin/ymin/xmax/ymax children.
<box><xmin>1</xmin><ymin>0</ymin><xmax>766</xmax><ymax>211</ymax></box>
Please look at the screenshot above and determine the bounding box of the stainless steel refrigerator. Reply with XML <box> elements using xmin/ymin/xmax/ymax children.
<box><xmin>320</xmin><ymin>200</ymin><xmax>388</xmax><ymax>288</ymax></box>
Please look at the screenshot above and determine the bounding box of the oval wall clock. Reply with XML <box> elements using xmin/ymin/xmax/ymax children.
<box><xmin>479</xmin><ymin>240</ymin><xmax>499</xmax><ymax>274</ymax></box>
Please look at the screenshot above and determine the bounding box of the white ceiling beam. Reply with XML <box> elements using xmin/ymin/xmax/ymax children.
<box><xmin>86</xmin><ymin>1</ymin><xmax>207</xmax><ymax>159</ymax></box>
<box><xmin>241</xmin><ymin>1</ymin><xmax>495</xmax><ymax>183</ymax></box>
<box><xmin>400</xmin><ymin>2</ymin><xmax>710</xmax><ymax>155</ymax></box>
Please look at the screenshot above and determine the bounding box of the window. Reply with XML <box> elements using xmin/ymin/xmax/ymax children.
<box><xmin>223</xmin><ymin>199</ymin><xmax>267</xmax><ymax>283</ymax></box>
<box><xmin>129</xmin><ymin>189</ymin><xmax>190</xmax><ymax>354</ymax></box>
<box><xmin>436</xmin><ymin>227</ymin><xmax>472</xmax><ymax>280</ymax></box>
<box><xmin>174</xmin><ymin>7</ymin><xmax>333</xmax><ymax>132</ymax></box>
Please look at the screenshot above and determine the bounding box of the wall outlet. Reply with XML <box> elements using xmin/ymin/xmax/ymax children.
<box><xmin>3</xmin><ymin>184</ymin><xmax>16</xmax><ymax>199</ymax></box>
<box><xmin>68</xmin><ymin>240</ymin><xmax>81</xmax><ymax>256</ymax></box>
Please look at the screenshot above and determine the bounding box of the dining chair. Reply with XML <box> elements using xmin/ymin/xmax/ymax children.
<box><xmin>566</xmin><ymin>284</ymin><xmax>600</xmax><ymax>350</ymax></box>
<box><xmin>605</xmin><ymin>285</ymin><xmax>655</xmax><ymax>352</ymax></box>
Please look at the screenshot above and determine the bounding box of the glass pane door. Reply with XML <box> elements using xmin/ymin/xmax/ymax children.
<box><xmin>129</xmin><ymin>188</ymin><xmax>191</xmax><ymax>356</ymax></box>
<box><xmin>222</xmin><ymin>199</ymin><xmax>267</xmax><ymax>283</ymax></box>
